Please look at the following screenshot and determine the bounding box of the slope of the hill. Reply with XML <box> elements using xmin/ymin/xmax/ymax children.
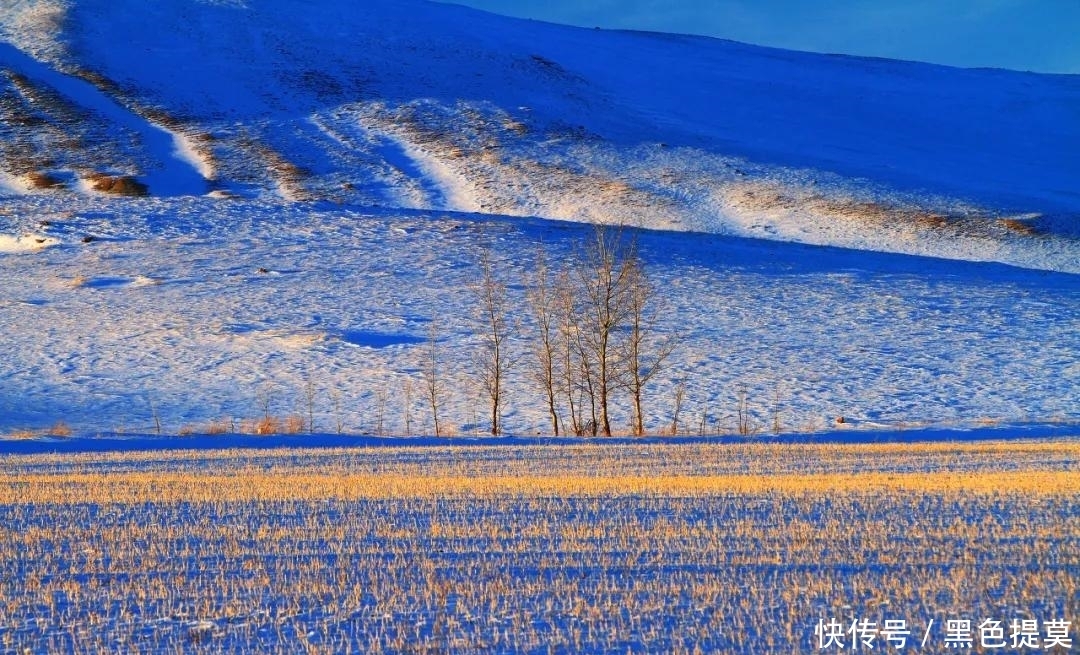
<box><xmin>1</xmin><ymin>196</ymin><xmax>1078</xmax><ymax>437</ymax></box>
<box><xmin>0</xmin><ymin>0</ymin><xmax>1077</xmax><ymax>271</ymax></box>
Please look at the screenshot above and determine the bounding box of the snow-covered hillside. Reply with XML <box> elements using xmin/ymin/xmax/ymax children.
<box><xmin>2</xmin><ymin>196</ymin><xmax>1078</xmax><ymax>437</ymax></box>
<box><xmin>0</xmin><ymin>1</ymin><xmax>1077</xmax><ymax>436</ymax></box>
<box><xmin>0</xmin><ymin>0</ymin><xmax>1077</xmax><ymax>268</ymax></box>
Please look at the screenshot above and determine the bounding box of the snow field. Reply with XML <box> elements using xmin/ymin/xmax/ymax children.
<box><xmin>0</xmin><ymin>197</ymin><xmax>1076</xmax><ymax>436</ymax></box>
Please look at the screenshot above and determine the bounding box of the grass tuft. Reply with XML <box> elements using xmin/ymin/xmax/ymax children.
<box><xmin>87</xmin><ymin>173</ymin><xmax>149</xmax><ymax>197</ymax></box>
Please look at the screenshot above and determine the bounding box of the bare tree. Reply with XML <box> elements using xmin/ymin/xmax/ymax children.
<box><xmin>473</xmin><ymin>249</ymin><xmax>512</xmax><ymax>436</ymax></box>
<box><xmin>258</xmin><ymin>384</ymin><xmax>273</xmax><ymax>423</ymax></box>
<box><xmin>403</xmin><ymin>378</ymin><xmax>414</xmax><ymax>436</ymax></box>
<box><xmin>575</xmin><ymin>324</ymin><xmax>599</xmax><ymax>436</ymax></box>
<box><xmin>526</xmin><ymin>246</ymin><xmax>561</xmax><ymax>436</ymax></box>
<box><xmin>423</xmin><ymin>323</ymin><xmax>442</xmax><ymax>436</ymax></box>
<box><xmin>575</xmin><ymin>224</ymin><xmax>638</xmax><ymax>436</ymax></box>
<box><xmin>148</xmin><ymin>393</ymin><xmax>162</xmax><ymax>436</ymax></box>
<box><xmin>623</xmin><ymin>260</ymin><xmax>677</xmax><ymax>436</ymax></box>
<box><xmin>530</xmin><ymin>224</ymin><xmax>671</xmax><ymax>437</ymax></box>
<box><xmin>375</xmin><ymin>388</ymin><xmax>388</xmax><ymax>436</ymax></box>
<box><xmin>304</xmin><ymin>371</ymin><xmax>316</xmax><ymax>434</ymax></box>
<box><xmin>771</xmin><ymin>384</ymin><xmax>783</xmax><ymax>435</ymax></box>
<box><xmin>670</xmin><ymin>377</ymin><xmax>687</xmax><ymax>436</ymax></box>
<box><xmin>736</xmin><ymin>384</ymin><xmax>753</xmax><ymax>436</ymax></box>
<box><xmin>331</xmin><ymin>390</ymin><xmax>344</xmax><ymax>435</ymax></box>
<box><xmin>555</xmin><ymin>268</ymin><xmax>585</xmax><ymax>436</ymax></box>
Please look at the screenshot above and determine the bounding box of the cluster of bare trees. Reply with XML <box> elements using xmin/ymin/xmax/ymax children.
<box><xmin>469</xmin><ymin>224</ymin><xmax>675</xmax><ymax>437</ymax></box>
<box><xmin>157</xmin><ymin>226</ymin><xmax>678</xmax><ymax>438</ymax></box>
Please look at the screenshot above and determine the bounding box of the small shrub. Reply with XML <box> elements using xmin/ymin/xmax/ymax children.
<box><xmin>998</xmin><ymin>218</ymin><xmax>1040</xmax><ymax>236</ymax></box>
<box><xmin>206</xmin><ymin>419</ymin><xmax>233</xmax><ymax>435</ymax></box>
<box><xmin>26</xmin><ymin>172</ymin><xmax>64</xmax><ymax>190</ymax></box>
<box><xmin>49</xmin><ymin>422</ymin><xmax>72</xmax><ymax>438</ymax></box>
<box><xmin>252</xmin><ymin>416</ymin><xmax>279</xmax><ymax>435</ymax></box>
<box><xmin>914</xmin><ymin>212</ymin><xmax>950</xmax><ymax>230</ymax></box>
<box><xmin>282</xmin><ymin>415</ymin><xmax>305</xmax><ymax>434</ymax></box>
<box><xmin>88</xmin><ymin>174</ymin><xmax>148</xmax><ymax>197</ymax></box>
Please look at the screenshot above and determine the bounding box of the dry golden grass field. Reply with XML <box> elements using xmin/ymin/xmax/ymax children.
<box><xmin>1</xmin><ymin>440</ymin><xmax>1077</xmax><ymax>653</ymax></box>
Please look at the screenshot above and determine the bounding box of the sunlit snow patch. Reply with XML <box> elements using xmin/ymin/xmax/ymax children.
<box><xmin>0</xmin><ymin>233</ymin><xmax>59</xmax><ymax>253</ymax></box>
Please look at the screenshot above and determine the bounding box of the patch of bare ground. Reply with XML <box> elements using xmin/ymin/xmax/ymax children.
<box><xmin>998</xmin><ymin>217</ymin><xmax>1042</xmax><ymax>236</ymax></box>
<box><xmin>25</xmin><ymin>171</ymin><xmax>64</xmax><ymax>189</ymax></box>
<box><xmin>0</xmin><ymin>68</ymin><xmax>145</xmax><ymax>185</ymax></box>
<box><xmin>86</xmin><ymin>172</ymin><xmax>147</xmax><ymax>196</ymax></box>
<box><xmin>71</xmin><ymin>67</ymin><xmax>124</xmax><ymax>97</ymax></box>
<box><xmin>235</xmin><ymin>135</ymin><xmax>312</xmax><ymax>200</ymax></box>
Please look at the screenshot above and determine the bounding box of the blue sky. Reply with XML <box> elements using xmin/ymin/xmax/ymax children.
<box><xmin>451</xmin><ymin>0</ymin><xmax>1080</xmax><ymax>74</ymax></box>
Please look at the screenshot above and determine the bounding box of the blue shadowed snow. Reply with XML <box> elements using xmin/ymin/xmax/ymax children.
<box><xmin>341</xmin><ymin>330</ymin><xmax>426</xmax><ymax>349</ymax></box>
<box><xmin>1</xmin><ymin>423</ymin><xmax>1078</xmax><ymax>455</ymax></box>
